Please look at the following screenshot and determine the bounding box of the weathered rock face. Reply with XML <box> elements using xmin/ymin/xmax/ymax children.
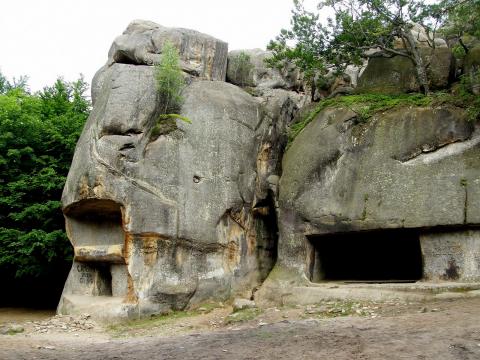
<box><xmin>357</xmin><ymin>48</ymin><xmax>453</xmax><ymax>94</ymax></box>
<box><xmin>58</xmin><ymin>22</ymin><xmax>305</xmax><ymax>319</ymax></box>
<box><xmin>108</xmin><ymin>20</ymin><xmax>228</xmax><ymax>81</ymax></box>
<box><xmin>256</xmin><ymin>105</ymin><xmax>480</xmax><ymax>305</ymax></box>
<box><xmin>226</xmin><ymin>49</ymin><xmax>302</xmax><ymax>90</ymax></box>
<box><xmin>59</xmin><ymin>20</ymin><xmax>480</xmax><ymax>318</ymax></box>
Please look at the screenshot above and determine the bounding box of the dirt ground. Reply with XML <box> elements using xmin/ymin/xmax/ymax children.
<box><xmin>1</xmin><ymin>297</ymin><xmax>480</xmax><ymax>360</ymax></box>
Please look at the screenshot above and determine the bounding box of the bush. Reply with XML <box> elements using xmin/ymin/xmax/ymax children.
<box><xmin>155</xmin><ymin>40</ymin><xmax>185</xmax><ymax>114</ymax></box>
<box><xmin>230</xmin><ymin>51</ymin><xmax>254</xmax><ymax>87</ymax></box>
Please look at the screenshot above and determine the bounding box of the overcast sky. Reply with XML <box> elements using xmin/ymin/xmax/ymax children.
<box><xmin>0</xmin><ymin>0</ymin><xmax>319</xmax><ymax>92</ymax></box>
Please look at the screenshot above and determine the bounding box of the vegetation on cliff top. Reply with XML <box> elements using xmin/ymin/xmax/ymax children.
<box><xmin>0</xmin><ymin>73</ymin><xmax>89</xmax><ymax>306</ymax></box>
<box><xmin>152</xmin><ymin>40</ymin><xmax>191</xmax><ymax>141</ymax></box>
<box><xmin>267</xmin><ymin>0</ymin><xmax>480</xmax><ymax>96</ymax></box>
<box><xmin>289</xmin><ymin>87</ymin><xmax>480</xmax><ymax>144</ymax></box>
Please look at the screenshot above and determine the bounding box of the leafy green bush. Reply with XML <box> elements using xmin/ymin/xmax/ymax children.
<box><xmin>155</xmin><ymin>40</ymin><xmax>185</xmax><ymax>114</ymax></box>
<box><xmin>152</xmin><ymin>41</ymin><xmax>191</xmax><ymax>140</ymax></box>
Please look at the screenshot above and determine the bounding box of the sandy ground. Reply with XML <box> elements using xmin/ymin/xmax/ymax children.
<box><xmin>1</xmin><ymin>297</ymin><xmax>480</xmax><ymax>360</ymax></box>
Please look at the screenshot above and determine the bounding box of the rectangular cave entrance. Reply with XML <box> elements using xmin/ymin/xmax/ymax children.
<box><xmin>307</xmin><ymin>229</ymin><xmax>423</xmax><ymax>283</ymax></box>
<box><xmin>64</xmin><ymin>199</ymin><xmax>128</xmax><ymax>297</ymax></box>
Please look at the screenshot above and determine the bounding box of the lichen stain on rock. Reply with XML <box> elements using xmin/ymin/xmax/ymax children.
<box><xmin>139</xmin><ymin>234</ymin><xmax>161</xmax><ymax>266</ymax></box>
<box><xmin>226</xmin><ymin>241</ymin><xmax>239</xmax><ymax>264</ymax></box>
<box><xmin>443</xmin><ymin>259</ymin><xmax>460</xmax><ymax>280</ymax></box>
<box><xmin>124</xmin><ymin>273</ymin><xmax>138</xmax><ymax>304</ymax></box>
<box><xmin>78</xmin><ymin>175</ymin><xmax>90</xmax><ymax>199</ymax></box>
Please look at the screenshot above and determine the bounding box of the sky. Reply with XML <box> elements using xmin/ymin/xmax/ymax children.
<box><xmin>0</xmin><ymin>0</ymin><xmax>318</xmax><ymax>92</ymax></box>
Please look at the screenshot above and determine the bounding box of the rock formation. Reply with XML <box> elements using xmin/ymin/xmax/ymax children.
<box><xmin>59</xmin><ymin>19</ymin><xmax>480</xmax><ymax>319</ymax></box>
<box><xmin>256</xmin><ymin>105</ymin><xmax>480</xmax><ymax>306</ymax></box>
<box><xmin>58</xmin><ymin>21</ymin><xmax>303</xmax><ymax>318</ymax></box>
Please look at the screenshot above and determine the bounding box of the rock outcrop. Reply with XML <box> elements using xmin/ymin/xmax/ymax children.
<box><xmin>357</xmin><ymin>47</ymin><xmax>453</xmax><ymax>94</ymax></box>
<box><xmin>108</xmin><ymin>20</ymin><xmax>228</xmax><ymax>81</ymax></box>
<box><xmin>226</xmin><ymin>49</ymin><xmax>302</xmax><ymax>90</ymax></box>
<box><xmin>58</xmin><ymin>21</ymin><xmax>304</xmax><ymax>319</ymax></box>
<box><xmin>256</xmin><ymin>105</ymin><xmax>480</xmax><ymax>306</ymax></box>
<box><xmin>59</xmin><ymin>19</ymin><xmax>480</xmax><ymax>319</ymax></box>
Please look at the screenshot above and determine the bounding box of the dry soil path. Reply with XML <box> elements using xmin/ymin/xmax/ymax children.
<box><xmin>1</xmin><ymin>298</ymin><xmax>480</xmax><ymax>359</ymax></box>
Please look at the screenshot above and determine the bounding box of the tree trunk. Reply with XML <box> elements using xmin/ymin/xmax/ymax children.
<box><xmin>403</xmin><ymin>30</ymin><xmax>430</xmax><ymax>95</ymax></box>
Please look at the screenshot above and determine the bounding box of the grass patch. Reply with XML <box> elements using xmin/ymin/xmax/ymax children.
<box><xmin>225</xmin><ymin>308</ymin><xmax>262</xmax><ymax>324</ymax></box>
<box><xmin>107</xmin><ymin>301</ymin><xmax>222</xmax><ymax>336</ymax></box>
<box><xmin>288</xmin><ymin>91</ymin><xmax>480</xmax><ymax>145</ymax></box>
<box><xmin>107</xmin><ymin>310</ymin><xmax>199</xmax><ymax>335</ymax></box>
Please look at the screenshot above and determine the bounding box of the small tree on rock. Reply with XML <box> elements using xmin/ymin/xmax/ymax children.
<box><xmin>267</xmin><ymin>0</ymin><xmax>460</xmax><ymax>95</ymax></box>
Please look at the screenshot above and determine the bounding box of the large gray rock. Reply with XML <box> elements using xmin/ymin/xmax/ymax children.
<box><xmin>108</xmin><ymin>20</ymin><xmax>228</xmax><ymax>81</ymax></box>
<box><xmin>357</xmin><ymin>47</ymin><xmax>453</xmax><ymax>94</ymax></box>
<box><xmin>226</xmin><ymin>49</ymin><xmax>302</xmax><ymax>90</ymax></box>
<box><xmin>58</xmin><ymin>22</ymin><xmax>306</xmax><ymax>318</ymax></box>
<box><xmin>58</xmin><ymin>62</ymin><xmax>273</xmax><ymax>317</ymax></box>
<box><xmin>256</xmin><ymin>105</ymin><xmax>480</xmax><ymax>305</ymax></box>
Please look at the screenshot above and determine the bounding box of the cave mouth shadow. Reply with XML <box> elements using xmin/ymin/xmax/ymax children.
<box><xmin>307</xmin><ymin>229</ymin><xmax>423</xmax><ymax>283</ymax></box>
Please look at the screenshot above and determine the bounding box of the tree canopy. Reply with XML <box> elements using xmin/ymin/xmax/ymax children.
<box><xmin>267</xmin><ymin>0</ymin><xmax>478</xmax><ymax>95</ymax></box>
<box><xmin>0</xmin><ymin>73</ymin><xmax>90</xmax><ymax>306</ymax></box>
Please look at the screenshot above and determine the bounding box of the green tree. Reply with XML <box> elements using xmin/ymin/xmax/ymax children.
<box><xmin>266</xmin><ymin>0</ymin><xmax>327</xmax><ymax>99</ymax></box>
<box><xmin>267</xmin><ymin>0</ymin><xmax>462</xmax><ymax>95</ymax></box>
<box><xmin>439</xmin><ymin>0</ymin><xmax>480</xmax><ymax>56</ymax></box>
<box><xmin>0</xmin><ymin>73</ymin><xmax>90</xmax><ymax>306</ymax></box>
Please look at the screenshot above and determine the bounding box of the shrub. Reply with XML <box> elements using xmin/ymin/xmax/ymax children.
<box><xmin>230</xmin><ymin>51</ymin><xmax>254</xmax><ymax>87</ymax></box>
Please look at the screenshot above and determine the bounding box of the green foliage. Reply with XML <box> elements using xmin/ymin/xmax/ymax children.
<box><xmin>266</xmin><ymin>0</ymin><xmax>327</xmax><ymax>94</ymax></box>
<box><xmin>153</xmin><ymin>41</ymin><xmax>191</xmax><ymax>139</ymax></box>
<box><xmin>440</xmin><ymin>0</ymin><xmax>480</xmax><ymax>53</ymax></box>
<box><xmin>225</xmin><ymin>308</ymin><xmax>262</xmax><ymax>324</ymax></box>
<box><xmin>289</xmin><ymin>90</ymin><xmax>480</xmax><ymax>144</ymax></box>
<box><xmin>155</xmin><ymin>41</ymin><xmax>186</xmax><ymax>114</ymax></box>
<box><xmin>229</xmin><ymin>51</ymin><xmax>255</xmax><ymax>87</ymax></box>
<box><xmin>0</xmin><ymin>74</ymin><xmax>90</xmax><ymax>280</ymax></box>
<box><xmin>267</xmin><ymin>0</ymin><xmax>459</xmax><ymax>95</ymax></box>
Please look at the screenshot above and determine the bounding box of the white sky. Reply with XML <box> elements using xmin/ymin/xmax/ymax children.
<box><xmin>0</xmin><ymin>0</ymin><xmax>317</xmax><ymax>92</ymax></box>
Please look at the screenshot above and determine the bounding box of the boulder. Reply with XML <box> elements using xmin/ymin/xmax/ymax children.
<box><xmin>233</xmin><ymin>298</ymin><xmax>256</xmax><ymax>312</ymax></box>
<box><xmin>226</xmin><ymin>49</ymin><xmax>302</xmax><ymax>90</ymax></box>
<box><xmin>357</xmin><ymin>47</ymin><xmax>453</xmax><ymax>94</ymax></box>
<box><xmin>256</xmin><ymin>105</ymin><xmax>480</xmax><ymax>305</ymax></box>
<box><xmin>57</xmin><ymin>23</ymin><xmax>306</xmax><ymax>319</ymax></box>
<box><xmin>107</xmin><ymin>20</ymin><xmax>228</xmax><ymax>81</ymax></box>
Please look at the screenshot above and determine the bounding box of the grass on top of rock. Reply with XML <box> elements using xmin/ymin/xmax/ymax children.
<box><xmin>289</xmin><ymin>89</ymin><xmax>480</xmax><ymax>145</ymax></box>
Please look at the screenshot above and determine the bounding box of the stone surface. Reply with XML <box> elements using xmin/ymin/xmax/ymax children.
<box><xmin>58</xmin><ymin>23</ymin><xmax>306</xmax><ymax>319</ymax></box>
<box><xmin>421</xmin><ymin>230</ymin><xmax>480</xmax><ymax>281</ymax></box>
<box><xmin>108</xmin><ymin>20</ymin><xmax>228</xmax><ymax>81</ymax></box>
<box><xmin>256</xmin><ymin>105</ymin><xmax>480</xmax><ymax>306</ymax></box>
<box><xmin>233</xmin><ymin>298</ymin><xmax>256</xmax><ymax>312</ymax></box>
<box><xmin>226</xmin><ymin>49</ymin><xmax>302</xmax><ymax>90</ymax></box>
<box><xmin>357</xmin><ymin>47</ymin><xmax>453</xmax><ymax>94</ymax></box>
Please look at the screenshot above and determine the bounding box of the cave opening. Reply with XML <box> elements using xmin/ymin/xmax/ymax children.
<box><xmin>254</xmin><ymin>190</ymin><xmax>279</xmax><ymax>282</ymax></box>
<box><xmin>308</xmin><ymin>229</ymin><xmax>423</xmax><ymax>283</ymax></box>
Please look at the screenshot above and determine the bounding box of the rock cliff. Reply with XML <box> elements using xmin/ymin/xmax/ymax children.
<box><xmin>58</xmin><ymin>21</ymin><xmax>303</xmax><ymax>318</ymax></box>
<box><xmin>59</xmin><ymin>20</ymin><xmax>480</xmax><ymax>319</ymax></box>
